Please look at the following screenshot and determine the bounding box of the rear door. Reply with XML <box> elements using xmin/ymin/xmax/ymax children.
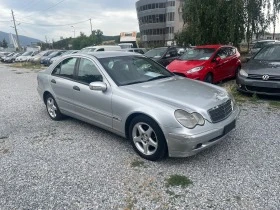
<box><xmin>49</xmin><ymin>57</ymin><xmax>78</xmax><ymax>114</ymax></box>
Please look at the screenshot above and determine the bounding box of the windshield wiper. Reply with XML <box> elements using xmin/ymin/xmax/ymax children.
<box><xmin>147</xmin><ymin>75</ymin><xmax>172</xmax><ymax>82</ymax></box>
<box><xmin>123</xmin><ymin>81</ymin><xmax>146</xmax><ymax>86</ymax></box>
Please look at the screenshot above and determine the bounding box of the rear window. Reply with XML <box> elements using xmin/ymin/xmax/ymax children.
<box><xmin>253</xmin><ymin>41</ymin><xmax>274</xmax><ymax>49</ymax></box>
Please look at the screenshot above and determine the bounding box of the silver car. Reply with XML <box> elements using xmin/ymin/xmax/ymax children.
<box><xmin>37</xmin><ymin>52</ymin><xmax>239</xmax><ymax>161</ymax></box>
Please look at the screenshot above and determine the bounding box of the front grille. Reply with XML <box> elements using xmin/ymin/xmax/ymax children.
<box><xmin>248</xmin><ymin>74</ymin><xmax>280</xmax><ymax>81</ymax></box>
<box><xmin>246</xmin><ymin>86</ymin><xmax>280</xmax><ymax>94</ymax></box>
<box><xmin>208</xmin><ymin>100</ymin><xmax>232</xmax><ymax>123</ymax></box>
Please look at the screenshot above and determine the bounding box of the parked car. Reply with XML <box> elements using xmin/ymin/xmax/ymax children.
<box><xmin>37</xmin><ymin>51</ymin><xmax>239</xmax><ymax>161</ymax></box>
<box><xmin>49</xmin><ymin>50</ymin><xmax>79</xmax><ymax>65</ymax></box>
<box><xmin>248</xmin><ymin>40</ymin><xmax>280</xmax><ymax>58</ymax></box>
<box><xmin>166</xmin><ymin>45</ymin><xmax>241</xmax><ymax>83</ymax></box>
<box><xmin>0</xmin><ymin>52</ymin><xmax>15</xmax><ymax>62</ymax></box>
<box><xmin>15</xmin><ymin>51</ymin><xmax>38</xmax><ymax>62</ymax></box>
<box><xmin>3</xmin><ymin>53</ymin><xmax>22</xmax><ymax>63</ymax></box>
<box><xmin>38</xmin><ymin>50</ymin><xmax>54</xmax><ymax>64</ymax></box>
<box><xmin>119</xmin><ymin>48</ymin><xmax>147</xmax><ymax>54</ymax></box>
<box><xmin>41</xmin><ymin>50</ymin><xmax>67</xmax><ymax>66</ymax></box>
<box><xmin>80</xmin><ymin>45</ymin><xmax>121</xmax><ymax>53</ymax></box>
<box><xmin>30</xmin><ymin>50</ymin><xmax>52</xmax><ymax>64</ymax></box>
<box><xmin>0</xmin><ymin>52</ymin><xmax>11</xmax><ymax>59</ymax></box>
<box><xmin>237</xmin><ymin>43</ymin><xmax>280</xmax><ymax>96</ymax></box>
<box><xmin>144</xmin><ymin>47</ymin><xmax>179</xmax><ymax>66</ymax></box>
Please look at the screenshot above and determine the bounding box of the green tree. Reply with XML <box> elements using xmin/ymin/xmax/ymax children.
<box><xmin>2</xmin><ymin>38</ymin><xmax>8</xmax><ymax>48</ymax></box>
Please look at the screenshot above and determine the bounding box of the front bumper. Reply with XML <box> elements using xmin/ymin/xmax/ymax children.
<box><xmin>237</xmin><ymin>75</ymin><xmax>280</xmax><ymax>96</ymax></box>
<box><xmin>166</xmin><ymin>106</ymin><xmax>239</xmax><ymax>157</ymax></box>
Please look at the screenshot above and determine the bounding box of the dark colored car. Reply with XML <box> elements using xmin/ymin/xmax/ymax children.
<box><xmin>144</xmin><ymin>47</ymin><xmax>178</xmax><ymax>66</ymax></box>
<box><xmin>237</xmin><ymin>43</ymin><xmax>280</xmax><ymax>96</ymax></box>
<box><xmin>41</xmin><ymin>50</ymin><xmax>66</xmax><ymax>66</ymax></box>
<box><xmin>166</xmin><ymin>45</ymin><xmax>241</xmax><ymax>83</ymax></box>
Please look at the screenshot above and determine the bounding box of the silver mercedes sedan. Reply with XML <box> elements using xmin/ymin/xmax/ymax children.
<box><xmin>37</xmin><ymin>51</ymin><xmax>239</xmax><ymax>161</ymax></box>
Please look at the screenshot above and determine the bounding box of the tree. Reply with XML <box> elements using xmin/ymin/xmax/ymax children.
<box><xmin>2</xmin><ymin>38</ymin><xmax>8</xmax><ymax>48</ymax></box>
<box><xmin>175</xmin><ymin>0</ymin><xmax>277</xmax><ymax>50</ymax></box>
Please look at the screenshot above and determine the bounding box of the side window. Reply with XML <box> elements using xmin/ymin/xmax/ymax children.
<box><xmin>77</xmin><ymin>58</ymin><xmax>103</xmax><ymax>84</ymax></box>
<box><xmin>168</xmin><ymin>49</ymin><xmax>178</xmax><ymax>57</ymax></box>
<box><xmin>97</xmin><ymin>48</ymin><xmax>105</xmax><ymax>51</ymax></box>
<box><xmin>52</xmin><ymin>57</ymin><xmax>77</xmax><ymax>79</ymax></box>
<box><xmin>216</xmin><ymin>48</ymin><xmax>227</xmax><ymax>59</ymax></box>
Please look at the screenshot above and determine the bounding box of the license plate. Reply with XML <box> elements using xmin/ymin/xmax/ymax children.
<box><xmin>223</xmin><ymin>120</ymin><xmax>236</xmax><ymax>135</ymax></box>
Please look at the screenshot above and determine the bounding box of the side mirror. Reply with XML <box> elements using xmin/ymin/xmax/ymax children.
<box><xmin>214</xmin><ymin>56</ymin><xmax>221</xmax><ymax>63</ymax></box>
<box><xmin>89</xmin><ymin>81</ymin><xmax>107</xmax><ymax>92</ymax></box>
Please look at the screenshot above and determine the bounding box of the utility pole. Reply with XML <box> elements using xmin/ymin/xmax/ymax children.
<box><xmin>89</xmin><ymin>18</ymin><xmax>93</xmax><ymax>35</ymax></box>
<box><xmin>11</xmin><ymin>10</ymin><xmax>21</xmax><ymax>51</ymax></box>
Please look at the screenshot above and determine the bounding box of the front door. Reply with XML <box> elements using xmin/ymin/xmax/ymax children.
<box><xmin>72</xmin><ymin>58</ymin><xmax>113</xmax><ymax>129</ymax></box>
<box><xmin>213</xmin><ymin>48</ymin><xmax>230</xmax><ymax>82</ymax></box>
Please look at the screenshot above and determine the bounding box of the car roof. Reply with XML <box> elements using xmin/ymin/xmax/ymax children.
<box><xmin>78</xmin><ymin>51</ymin><xmax>142</xmax><ymax>59</ymax></box>
<box><xmin>196</xmin><ymin>44</ymin><xmax>235</xmax><ymax>49</ymax></box>
<box><xmin>256</xmin><ymin>39</ymin><xmax>279</xmax><ymax>42</ymax></box>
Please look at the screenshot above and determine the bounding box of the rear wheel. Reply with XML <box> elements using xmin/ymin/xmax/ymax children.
<box><xmin>204</xmin><ymin>73</ymin><xmax>213</xmax><ymax>83</ymax></box>
<box><xmin>129</xmin><ymin>115</ymin><xmax>167</xmax><ymax>161</ymax></box>
<box><xmin>45</xmin><ymin>94</ymin><xmax>63</xmax><ymax>121</ymax></box>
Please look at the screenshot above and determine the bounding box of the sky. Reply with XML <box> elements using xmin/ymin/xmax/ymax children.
<box><xmin>0</xmin><ymin>0</ymin><xmax>279</xmax><ymax>42</ymax></box>
<box><xmin>0</xmin><ymin>0</ymin><xmax>139</xmax><ymax>42</ymax></box>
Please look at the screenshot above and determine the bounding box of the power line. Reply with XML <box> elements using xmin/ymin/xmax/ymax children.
<box><xmin>21</xmin><ymin>0</ymin><xmax>40</xmax><ymax>12</ymax></box>
<box><xmin>17</xmin><ymin>19</ymin><xmax>91</xmax><ymax>27</ymax></box>
<box><xmin>19</xmin><ymin>0</ymin><xmax>67</xmax><ymax>19</ymax></box>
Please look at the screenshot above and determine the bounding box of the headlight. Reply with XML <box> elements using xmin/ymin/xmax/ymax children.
<box><xmin>239</xmin><ymin>69</ymin><xmax>248</xmax><ymax>77</ymax></box>
<box><xmin>187</xmin><ymin>66</ymin><xmax>204</xmax><ymax>73</ymax></box>
<box><xmin>174</xmin><ymin>110</ymin><xmax>205</xmax><ymax>129</ymax></box>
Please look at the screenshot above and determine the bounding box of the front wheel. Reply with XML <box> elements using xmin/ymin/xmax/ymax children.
<box><xmin>45</xmin><ymin>94</ymin><xmax>63</xmax><ymax>121</ymax></box>
<box><xmin>204</xmin><ymin>73</ymin><xmax>213</xmax><ymax>83</ymax></box>
<box><xmin>129</xmin><ymin>115</ymin><xmax>167</xmax><ymax>161</ymax></box>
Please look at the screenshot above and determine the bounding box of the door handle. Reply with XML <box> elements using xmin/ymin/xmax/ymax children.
<box><xmin>51</xmin><ymin>79</ymin><xmax>56</xmax><ymax>84</ymax></box>
<box><xmin>73</xmin><ymin>86</ymin><xmax>80</xmax><ymax>91</ymax></box>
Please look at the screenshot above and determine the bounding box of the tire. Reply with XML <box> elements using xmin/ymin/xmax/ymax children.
<box><xmin>235</xmin><ymin>66</ymin><xmax>241</xmax><ymax>78</ymax></box>
<box><xmin>204</xmin><ymin>73</ymin><xmax>213</xmax><ymax>83</ymax></box>
<box><xmin>45</xmin><ymin>94</ymin><xmax>63</xmax><ymax>121</ymax></box>
<box><xmin>129</xmin><ymin>115</ymin><xmax>167</xmax><ymax>161</ymax></box>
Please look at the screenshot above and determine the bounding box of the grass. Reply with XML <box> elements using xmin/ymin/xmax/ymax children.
<box><xmin>9</xmin><ymin>62</ymin><xmax>43</xmax><ymax>69</ymax></box>
<box><xmin>269</xmin><ymin>101</ymin><xmax>280</xmax><ymax>108</ymax></box>
<box><xmin>221</xmin><ymin>81</ymin><xmax>280</xmax><ymax>108</ymax></box>
<box><xmin>130</xmin><ymin>160</ymin><xmax>145</xmax><ymax>168</ymax></box>
<box><xmin>165</xmin><ymin>174</ymin><xmax>192</xmax><ymax>188</ymax></box>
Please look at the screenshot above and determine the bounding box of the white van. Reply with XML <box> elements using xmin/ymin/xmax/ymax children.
<box><xmin>80</xmin><ymin>45</ymin><xmax>121</xmax><ymax>53</ymax></box>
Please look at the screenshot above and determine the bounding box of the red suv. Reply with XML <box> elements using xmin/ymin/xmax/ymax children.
<box><xmin>166</xmin><ymin>45</ymin><xmax>241</xmax><ymax>83</ymax></box>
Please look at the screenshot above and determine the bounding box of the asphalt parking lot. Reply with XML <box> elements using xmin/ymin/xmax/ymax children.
<box><xmin>0</xmin><ymin>63</ymin><xmax>279</xmax><ymax>210</ymax></box>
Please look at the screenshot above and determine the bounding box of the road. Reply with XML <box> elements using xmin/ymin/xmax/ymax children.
<box><xmin>0</xmin><ymin>63</ymin><xmax>279</xmax><ymax>209</ymax></box>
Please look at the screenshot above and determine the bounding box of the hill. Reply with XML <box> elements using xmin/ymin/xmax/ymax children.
<box><xmin>0</xmin><ymin>31</ymin><xmax>42</xmax><ymax>47</ymax></box>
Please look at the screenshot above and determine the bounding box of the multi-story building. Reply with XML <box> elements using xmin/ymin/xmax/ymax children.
<box><xmin>136</xmin><ymin>0</ymin><xmax>184</xmax><ymax>47</ymax></box>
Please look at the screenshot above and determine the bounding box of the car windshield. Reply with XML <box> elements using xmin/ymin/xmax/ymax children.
<box><xmin>49</xmin><ymin>52</ymin><xmax>59</xmax><ymax>57</ymax></box>
<box><xmin>179</xmin><ymin>48</ymin><xmax>216</xmax><ymax>60</ymax></box>
<box><xmin>80</xmin><ymin>48</ymin><xmax>94</xmax><ymax>52</ymax></box>
<box><xmin>44</xmin><ymin>51</ymin><xmax>53</xmax><ymax>56</ymax></box>
<box><xmin>254</xmin><ymin>45</ymin><xmax>280</xmax><ymax>61</ymax></box>
<box><xmin>145</xmin><ymin>48</ymin><xmax>167</xmax><ymax>58</ymax></box>
<box><xmin>22</xmin><ymin>51</ymin><xmax>32</xmax><ymax>56</ymax></box>
<box><xmin>253</xmin><ymin>41</ymin><xmax>274</xmax><ymax>49</ymax></box>
<box><xmin>98</xmin><ymin>56</ymin><xmax>174</xmax><ymax>86</ymax></box>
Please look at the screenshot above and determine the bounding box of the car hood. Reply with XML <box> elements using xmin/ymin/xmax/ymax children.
<box><xmin>244</xmin><ymin>59</ymin><xmax>280</xmax><ymax>75</ymax></box>
<box><xmin>121</xmin><ymin>76</ymin><xmax>229</xmax><ymax>115</ymax></box>
<box><xmin>167</xmin><ymin>60</ymin><xmax>207</xmax><ymax>72</ymax></box>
